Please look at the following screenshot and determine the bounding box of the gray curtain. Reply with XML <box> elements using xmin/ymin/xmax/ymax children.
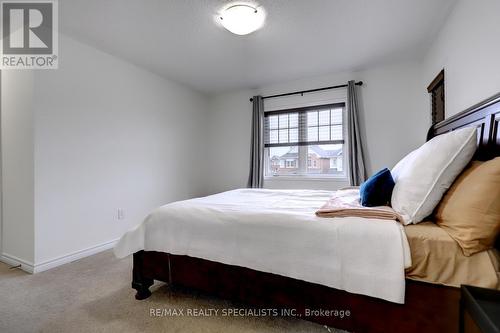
<box><xmin>347</xmin><ymin>80</ymin><xmax>367</xmax><ymax>186</ymax></box>
<box><xmin>247</xmin><ymin>96</ymin><xmax>264</xmax><ymax>188</ymax></box>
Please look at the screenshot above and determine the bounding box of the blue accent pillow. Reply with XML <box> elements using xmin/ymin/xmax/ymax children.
<box><xmin>360</xmin><ymin>168</ymin><xmax>395</xmax><ymax>207</ymax></box>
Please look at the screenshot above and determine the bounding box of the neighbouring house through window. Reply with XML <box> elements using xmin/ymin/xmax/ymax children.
<box><xmin>264</xmin><ymin>103</ymin><xmax>347</xmax><ymax>178</ymax></box>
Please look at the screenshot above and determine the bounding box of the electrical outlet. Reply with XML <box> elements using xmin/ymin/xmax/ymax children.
<box><xmin>117</xmin><ymin>208</ymin><xmax>125</xmax><ymax>220</ymax></box>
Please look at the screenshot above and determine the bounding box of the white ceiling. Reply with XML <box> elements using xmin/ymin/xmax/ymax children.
<box><xmin>60</xmin><ymin>0</ymin><xmax>457</xmax><ymax>94</ymax></box>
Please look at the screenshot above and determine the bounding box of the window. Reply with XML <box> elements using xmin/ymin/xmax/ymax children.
<box><xmin>264</xmin><ymin>103</ymin><xmax>346</xmax><ymax>178</ymax></box>
<box><xmin>329</xmin><ymin>157</ymin><xmax>342</xmax><ymax>171</ymax></box>
<box><xmin>427</xmin><ymin>69</ymin><xmax>445</xmax><ymax>124</ymax></box>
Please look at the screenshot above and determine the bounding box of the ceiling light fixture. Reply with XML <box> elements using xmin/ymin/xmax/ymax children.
<box><xmin>218</xmin><ymin>3</ymin><xmax>266</xmax><ymax>35</ymax></box>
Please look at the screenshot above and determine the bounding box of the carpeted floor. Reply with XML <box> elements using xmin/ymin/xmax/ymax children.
<box><xmin>0</xmin><ymin>250</ymin><xmax>345</xmax><ymax>333</ymax></box>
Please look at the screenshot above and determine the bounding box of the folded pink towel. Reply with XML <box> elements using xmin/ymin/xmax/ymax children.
<box><xmin>316</xmin><ymin>188</ymin><xmax>403</xmax><ymax>223</ymax></box>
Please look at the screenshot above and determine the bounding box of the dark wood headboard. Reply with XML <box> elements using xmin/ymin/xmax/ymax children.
<box><xmin>427</xmin><ymin>92</ymin><xmax>500</xmax><ymax>251</ymax></box>
<box><xmin>427</xmin><ymin>92</ymin><xmax>500</xmax><ymax>160</ymax></box>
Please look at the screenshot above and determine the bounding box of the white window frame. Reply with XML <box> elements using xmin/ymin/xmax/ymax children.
<box><xmin>263</xmin><ymin>89</ymin><xmax>349</xmax><ymax>181</ymax></box>
<box><xmin>264</xmin><ymin>106</ymin><xmax>348</xmax><ymax>180</ymax></box>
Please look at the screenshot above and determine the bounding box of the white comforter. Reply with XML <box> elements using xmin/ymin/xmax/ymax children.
<box><xmin>114</xmin><ymin>189</ymin><xmax>411</xmax><ymax>303</ymax></box>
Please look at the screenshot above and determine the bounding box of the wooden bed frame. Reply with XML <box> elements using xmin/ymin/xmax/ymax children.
<box><xmin>132</xmin><ymin>93</ymin><xmax>500</xmax><ymax>333</ymax></box>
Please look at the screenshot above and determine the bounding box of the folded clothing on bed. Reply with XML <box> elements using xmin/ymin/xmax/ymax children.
<box><xmin>316</xmin><ymin>188</ymin><xmax>404</xmax><ymax>223</ymax></box>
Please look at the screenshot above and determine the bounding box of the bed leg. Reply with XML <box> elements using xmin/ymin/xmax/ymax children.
<box><xmin>132</xmin><ymin>251</ymin><xmax>154</xmax><ymax>300</ymax></box>
<box><xmin>133</xmin><ymin>280</ymin><xmax>153</xmax><ymax>300</ymax></box>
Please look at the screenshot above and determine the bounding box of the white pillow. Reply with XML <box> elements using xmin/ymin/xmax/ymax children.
<box><xmin>391</xmin><ymin>127</ymin><xmax>477</xmax><ymax>225</ymax></box>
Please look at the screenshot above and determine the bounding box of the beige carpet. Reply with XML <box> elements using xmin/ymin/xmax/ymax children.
<box><xmin>0</xmin><ymin>250</ymin><xmax>345</xmax><ymax>333</ymax></box>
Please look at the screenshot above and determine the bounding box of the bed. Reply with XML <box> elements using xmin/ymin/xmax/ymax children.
<box><xmin>115</xmin><ymin>188</ymin><xmax>411</xmax><ymax>303</ymax></box>
<box><xmin>117</xmin><ymin>93</ymin><xmax>500</xmax><ymax>333</ymax></box>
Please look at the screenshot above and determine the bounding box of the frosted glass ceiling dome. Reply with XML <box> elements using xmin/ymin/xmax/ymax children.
<box><xmin>218</xmin><ymin>3</ymin><xmax>266</xmax><ymax>35</ymax></box>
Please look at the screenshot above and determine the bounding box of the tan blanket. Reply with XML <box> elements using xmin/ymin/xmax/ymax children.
<box><xmin>316</xmin><ymin>188</ymin><xmax>404</xmax><ymax>222</ymax></box>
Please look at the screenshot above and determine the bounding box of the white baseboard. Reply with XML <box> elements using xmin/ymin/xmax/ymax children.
<box><xmin>33</xmin><ymin>238</ymin><xmax>119</xmax><ymax>273</ymax></box>
<box><xmin>0</xmin><ymin>253</ymin><xmax>35</xmax><ymax>273</ymax></box>
<box><xmin>0</xmin><ymin>238</ymin><xmax>119</xmax><ymax>274</ymax></box>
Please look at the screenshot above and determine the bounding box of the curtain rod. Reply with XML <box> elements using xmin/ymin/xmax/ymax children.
<box><xmin>249</xmin><ymin>81</ymin><xmax>363</xmax><ymax>102</ymax></box>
